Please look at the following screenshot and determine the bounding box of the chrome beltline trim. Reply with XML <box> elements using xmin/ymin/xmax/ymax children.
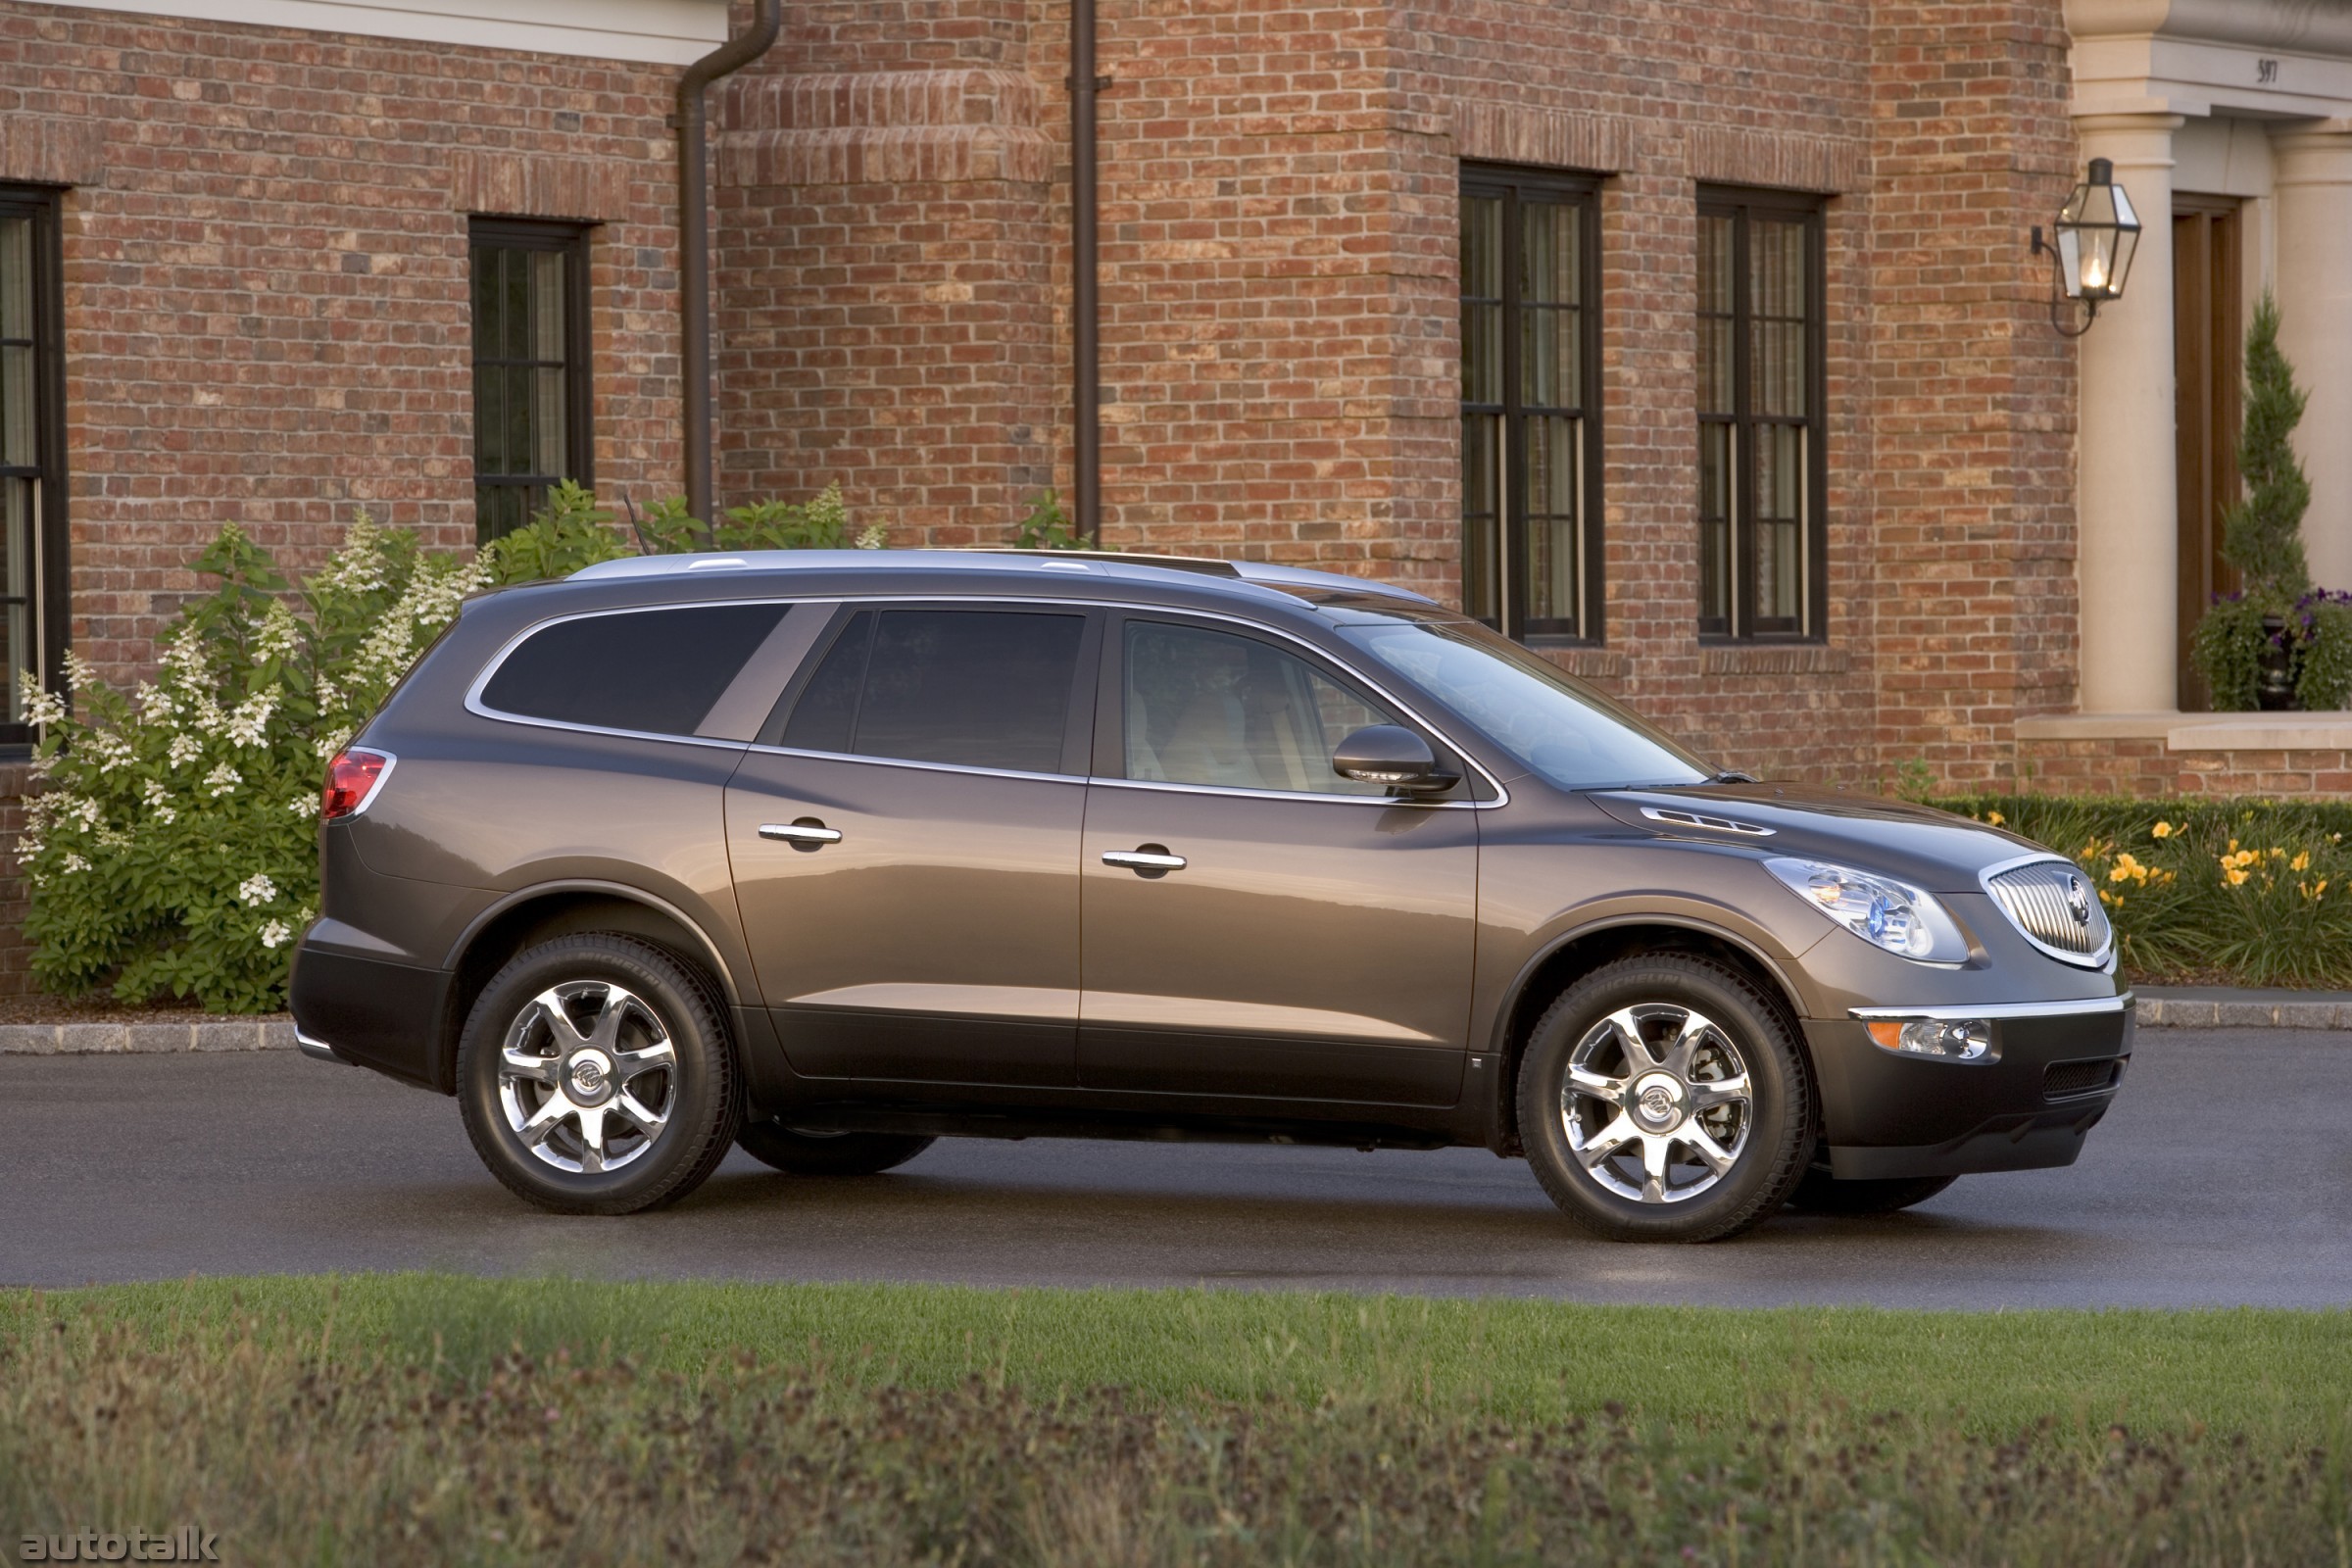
<box><xmin>1848</xmin><ymin>993</ymin><xmax>2134</xmax><ymax>1022</ymax></box>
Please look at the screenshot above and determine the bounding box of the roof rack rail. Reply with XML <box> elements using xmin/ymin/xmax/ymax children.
<box><xmin>971</xmin><ymin>548</ymin><xmax>1241</xmax><ymax>576</ymax></box>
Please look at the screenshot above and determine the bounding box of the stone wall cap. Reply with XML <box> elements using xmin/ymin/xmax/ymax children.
<box><xmin>2017</xmin><ymin>710</ymin><xmax>2352</xmax><ymax>749</ymax></box>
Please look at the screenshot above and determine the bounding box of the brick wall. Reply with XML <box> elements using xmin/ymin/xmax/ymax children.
<box><xmin>0</xmin><ymin>2</ymin><xmax>688</xmax><ymax>690</ymax></box>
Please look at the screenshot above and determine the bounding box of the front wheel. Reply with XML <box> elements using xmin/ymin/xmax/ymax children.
<box><xmin>457</xmin><ymin>933</ymin><xmax>739</xmax><ymax>1215</ymax></box>
<box><xmin>1517</xmin><ymin>955</ymin><xmax>1812</xmax><ymax>1243</ymax></box>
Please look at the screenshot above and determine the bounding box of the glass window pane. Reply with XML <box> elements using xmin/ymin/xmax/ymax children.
<box><xmin>1698</xmin><ymin>215</ymin><xmax>1734</xmax><ymax>316</ymax></box>
<box><xmin>1461</xmin><ymin>413</ymin><xmax>1500</xmax><ymax>626</ymax></box>
<box><xmin>1751</xmin><ymin>218</ymin><xmax>1808</xmax><ymax>319</ymax></box>
<box><xmin>1699</xmin><ymin>422</ymin><xmax>1732</xmax><ymax>625</ymax></box>
<box><xmin>0</xmin><ymin>344</ymin><xmax>32</xmax><ymax>468</ymax></box>
<box><xmin>3</xmin><ymin>474</ymin><xmax>29</xmax><ymax>723</ymax></box>
<box><xmin>1460</xmin><ymin>194</ymin><xmax>1502</xmax><ymax>300</ymax></box>
<box><xmin>781</xmin><ymin>611</ymin><xmax>873</xmax><ymax>754</ymax></box>
<box><xmin>1124</xmin><ymin>620</ymin><xmax>1396</xmax><ymax>796</ymax></box>
<box><xmin>1521</xmin><ymin>201</ymin><xmax>1578</xmax><ymax>307</ymax></box>
<box><xmin>530</xmin><ymin>249</ymin><xmax>566</xmax><ymax>362</ymax></box>
<box><xmin>853</xmin><ymin>610</ymin><xmax>1083</xmax><ymax>773</ymax></box>
<box><xmin>1522</xmin><ymin>305</ymin><xmax>1579</xmax><ymax>410</ymax></box>
<box><xmin>0</xmin><ymin>218</ymin><xmax>29</xmax><ymax>340</ymax></box>
<box><xmin>1753</xmin><ymin>318</ymin><xmax>1806</xmax><ymax>417</ymax></box>
<box><xmin>503</xmin><ymin>246</ymin><xmax>530</xmax><ymax>363</ymax></box>
<box><xmin>1753</xmin><ymin>423</ymin><xmax>1805</xmax><ymax>623</ymax></box>
<box><xmin>533</xmin><ymin>366</ymin><xmax>568</xmax><ymax>477</ymax></box>
<box><xmin>1698</xmin><ymin>317</ymin><xmax>1733</xmax><ymax>416</ymax></box>
<box><xmin>1461</xmin><ymin>301</ymin><xmax>1501</xmax><ymax>405</ymax></box>
<box><xmin>1525</xmin><ymin>416</ymin><xmax>1577</xmax><ymax>627</ymax></box>
<box><xmin>480</xmin><ymin>604</ymin><xmax>789</xmax><ymax>734</ymax></box>
<box><xmin>504</xmin><ymin>365</ymin><xmax>532</xmax><ymax>480</ymax></box>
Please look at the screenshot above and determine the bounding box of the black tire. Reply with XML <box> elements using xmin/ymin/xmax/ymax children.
<box><xmin>1786</xmin><ymin>1165</ymin><xmax>1956</xmax><ymax>1215</ymax></box>
<box><xmin>735</xmin><ymin>1122</ymin><xmax>936</xmax><ymax>1176</ymax></box>
<box><xmin>1516</xmin><ymin>954</ymin><xmax>1812</xmax><ymax>1243</ymax></box>
<box><xmin>457</xmin><ymin>933</ymin><xmax>739</xmax><ymax>1215</ymax></box>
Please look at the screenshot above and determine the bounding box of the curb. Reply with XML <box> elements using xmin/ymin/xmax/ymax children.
<box><xmin>0</xmin><ymin>1018</ymin><xmax>296</xmax><ymax>1054</ymax></box>
<box><xmin>2135</xmin><ymin>996</ymin><xmax>2351</xmax><ymax>1031</ymax></box>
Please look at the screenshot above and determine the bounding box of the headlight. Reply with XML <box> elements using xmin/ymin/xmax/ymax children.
<box><xmin>1765</xmin><ymin>858</ymin><xmax>1970</xmax><ymax>963</ymax></box>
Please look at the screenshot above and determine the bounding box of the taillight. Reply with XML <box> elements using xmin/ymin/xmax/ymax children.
<box><xmin>321</xmin><ymin>748</ymin><xmax>393</xmax><ymax>821</ymax></box>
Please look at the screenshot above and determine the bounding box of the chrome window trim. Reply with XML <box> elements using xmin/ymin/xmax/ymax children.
<box><xmin>1976</xmin><ymin>852</ymin><xmax>2116</xmax><ymax>970</ymax></box>
<box><xmin>1849</xmin><ymin>993</ymin><xmax>2132</xmax><ymax>1022</ymax></box>
<box><xmin>463</xmin><ymin>592</ymin><xmax>1511</xmax><ymax>806</ymax></box>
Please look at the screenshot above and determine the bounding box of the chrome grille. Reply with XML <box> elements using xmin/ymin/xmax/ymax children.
<box><xmin>1984</xmin><ymin>858</ymin><xmax>2111</xmax><ymax>965</ymax></box>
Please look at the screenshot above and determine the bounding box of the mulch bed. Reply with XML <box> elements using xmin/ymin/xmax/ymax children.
<box><xmin>0</xmin><ymin>993</ymin><xmax>286</xmax><ymax>1025</ymax></box>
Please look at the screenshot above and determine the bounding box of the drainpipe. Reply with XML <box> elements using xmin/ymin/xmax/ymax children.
<box><xmin>677</xmin><ymin>0</ymin><xmax>783</xmax><ymax>526</ymax></box>
<box><xmin>1072</xmin><ymin>0</ymin><xmax>1102</xmax><ymax>542</ymax></box>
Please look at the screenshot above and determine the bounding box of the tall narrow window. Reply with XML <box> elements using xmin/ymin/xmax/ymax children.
<box><xmin>1697</xmin><ymin>189</ymin><xmax>1826</xmax><ymax>640</ymax></box>
<box><xmin>0</xmin><ymin>187</ymin><xmax>67</xmax><ymax>744</ymax></box>
<box><xmin>1460</xmin><ymin>167</ymin><xmax>1602</xmax><ymax>641</ymax></box>
<box><xmin>469</xmin><ymin>219</ymin><xmax>591</xmax><ymax>545</ymax></box>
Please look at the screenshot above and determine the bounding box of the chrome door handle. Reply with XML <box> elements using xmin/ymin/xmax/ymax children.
<box><xmin>1102</xmin><ymin>848</ymin><xmax>1186</xmax><ymax>871</ymax></box>
<box><xmin>760</xmin><ymin>821</ymin><xmax>843</xmax><ymax>845</ymax></box>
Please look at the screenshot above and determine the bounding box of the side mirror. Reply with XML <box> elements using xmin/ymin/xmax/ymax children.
<box><xmin>1331</xmin><ymin>725</ymin><xmax>1457</xmax><ymax>794</ymax></box>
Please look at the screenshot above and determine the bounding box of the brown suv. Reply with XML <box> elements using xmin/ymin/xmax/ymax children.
<box><xmin>290</xmin><ymin>551</ymin><xmax>2131</xmax><ymax>1242</ymax></box>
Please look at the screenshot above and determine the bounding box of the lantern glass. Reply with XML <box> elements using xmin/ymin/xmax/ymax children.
<box><xmin>2053</xmin><ymin>159</ymin><xmax>2139</xmax><ymax>303</ymax></box>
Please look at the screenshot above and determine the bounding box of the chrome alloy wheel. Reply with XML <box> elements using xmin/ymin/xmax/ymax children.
<box><xmin>1560</xmin><ymin>1004</ymin><xmax>1753</xmax><ymax>1204</ymax></box>
<box><xmin>496</xmin><ymin>981</ymin><xmax>678</xmax><ymax>1174</ymax></box>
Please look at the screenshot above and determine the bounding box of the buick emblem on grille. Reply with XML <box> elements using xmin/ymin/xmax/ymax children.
<box><xmin>2063</xmin><ymin>872</ymin><xmax>2091</xmax><ymax>925</ymax></box>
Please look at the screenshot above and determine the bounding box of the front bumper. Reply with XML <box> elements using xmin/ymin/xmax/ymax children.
<box><xmin>1803</xmin><ymin>994</ymin><xmax>2132</xmax><ymax>1180</ymax></box>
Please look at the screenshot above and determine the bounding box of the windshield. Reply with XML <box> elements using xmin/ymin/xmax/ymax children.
<box><xmin>1334</xmin><ymin>612</ymin><xmax>1713</xmax><ymax>791</ymax></box>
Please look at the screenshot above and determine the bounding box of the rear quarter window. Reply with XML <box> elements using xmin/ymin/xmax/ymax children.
<box><xmin>478</xmin><ymin>603</ymin><xmax>787</xmax><ymax>736</ymax></box>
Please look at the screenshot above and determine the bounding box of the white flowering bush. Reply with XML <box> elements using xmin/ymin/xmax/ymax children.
<box><xmin>21</xmin><ymin>518</ymin><xmax>486</xmax><ymax>1011</ymax></box>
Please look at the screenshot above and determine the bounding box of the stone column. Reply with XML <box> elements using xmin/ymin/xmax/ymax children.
<box><xmin>2074</xmin><ymin>113</ymin><xmax>2182</xmax><ymax>713</ymax></box>
<box><xmin>2272</xmin><ymin>124</ymin><xmax>2352</xmax><ymax>593</ymax></box>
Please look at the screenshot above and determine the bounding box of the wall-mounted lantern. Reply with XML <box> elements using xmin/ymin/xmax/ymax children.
<box><xmin>2032</xmin><ymin>157</ymin><xmax>2140</xmax><ymax>337</ymax></box>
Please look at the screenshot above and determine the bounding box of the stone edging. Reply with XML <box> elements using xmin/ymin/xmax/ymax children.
<box><xmin>0</xmin><ymin>1019</ymin><xmax>296</xmax><ymax>1054</ymax></box>
<box><xmin>2134</xmin><ymin>996</ymin><xmax>2351</xmax><ymax>1031</ymax></box>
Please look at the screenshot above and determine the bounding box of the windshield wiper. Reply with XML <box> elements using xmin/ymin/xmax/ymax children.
<box><xmin>1713</xmin><ymin>769</ymin><xmax>1758</xmax><ymax>784</ymax></box>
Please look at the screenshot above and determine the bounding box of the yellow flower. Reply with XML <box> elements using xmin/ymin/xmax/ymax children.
<box><xmin>2098</xmin><ymin>888</ymin><xmax>2115</xmax><ymax>906</ymax></box>
<box><xmin>2151</xmin><ymin>820</ymin><xmax>2173</xmax><ymax>839</ymax></box>
<box><xmin>2227</xmin><ymin>867</ymin><xmax>2251</xmax><ymax>886</ymax></box>
<box><xmin>2292</xmin><ymin>851</ymin><xmax>2312</xmax><ymax>872</ymax></box>
<box><xmin>2272</xmin><ymin>847</ymin><xmax>2288</xmax><ymax>859</ymax></box>
<box><xmin>2230</xmin><ymin>838</ymin><xmax>2240</xmax><ymax>853</ymax></box>
<box><xmin>1986</xmin><ymin>810</ymin><xmax>2004</xmax><ymax>826</ymax></box>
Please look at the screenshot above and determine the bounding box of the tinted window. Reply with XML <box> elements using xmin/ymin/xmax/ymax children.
<box><xmin>781</xmin><ymin>609</ymin><xmax>1085</xmax><ymax>773</ymax></box>
<box><xmin>481</xmin><ymin>604</ymin><xmax>787</xmax><ymax>735</ymax></box>
<box><xmin>1123</xmin><ymin>620</ymin><xmax>1398</xmax><ymax>796</ymax></box>
<box><xmin>1336</xmin><ymin>612</ymin><xmax>1710</xmax><ymax>790</ymax></box>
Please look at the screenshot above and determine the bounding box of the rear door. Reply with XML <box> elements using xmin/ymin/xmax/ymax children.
<box><xmin>1077</xmin><ymin>612</ymin><xmax>1480</xmax><ymax>1106</ymax></box>
<box><xmin>725</xmin><ymin>602</ymin><xmax>1099</xmax><ymax>1086</ymax></box>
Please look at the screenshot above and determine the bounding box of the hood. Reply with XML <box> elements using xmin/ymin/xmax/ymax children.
<box><xmin>1584</xmin><ymin>782</ymin><xmax>2053</xmax><ymax>894</ymax></box>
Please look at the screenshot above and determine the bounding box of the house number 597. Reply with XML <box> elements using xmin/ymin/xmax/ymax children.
<box><xmin>2258</xmin><ymin>58</ymin><xmax>2279</xmax><ymax>84</ymax></box>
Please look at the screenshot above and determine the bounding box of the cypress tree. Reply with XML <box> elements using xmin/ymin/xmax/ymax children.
<box><xmin>2221</xmin><ymin>289</ymin><xmax>2312</xmax><ymax>603</ymax></box>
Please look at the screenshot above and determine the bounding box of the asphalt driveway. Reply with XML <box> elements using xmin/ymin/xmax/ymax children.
<box><xmin>3</xmin><ymin>1027</ymin><xmax>2343</xmax><ymax>1307</ymax></box>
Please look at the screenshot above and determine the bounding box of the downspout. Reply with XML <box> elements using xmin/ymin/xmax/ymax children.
<box><xmin>1072</xmin><ymin>0</ymin><xmax>1102</xmax><ymax>542</ymax></box>
<box><xmin>677</xmin><ymin>0</ymin><xmax>783</xmax><ymax>526</ymax></box>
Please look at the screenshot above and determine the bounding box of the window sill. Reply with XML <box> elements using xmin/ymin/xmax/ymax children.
<box><xmin>1699</xmin><ymin>644</ymin><xmax>1850</xmax><ymax>677</ymax></box>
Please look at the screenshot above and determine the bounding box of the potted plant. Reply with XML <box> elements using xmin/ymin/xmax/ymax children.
<box><xmin>2188</xmin><ymin>291</ymin><xmax>2352</xmax><ymax>710</ymax></box>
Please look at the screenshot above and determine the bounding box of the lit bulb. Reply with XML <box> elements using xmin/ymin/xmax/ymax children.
<box><xmin>2082</xmin><ymin>255</ymin><xmax>2108</xmax><ymax>293</ymax></box>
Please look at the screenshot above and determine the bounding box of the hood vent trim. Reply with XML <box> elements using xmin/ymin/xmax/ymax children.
<box><xmin>1639</xmin><ymin>806</ymin><xmax>1775</xmax><ymax>838</ymax></box>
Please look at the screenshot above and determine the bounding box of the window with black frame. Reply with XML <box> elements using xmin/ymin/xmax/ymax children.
<box><xmin>0</xmin><ymin>186</ymin><xmax>67</xmax><ymax>747</ymax></box>
<box><xmin>1459</xmin><ymin>167</ymin><xmax>1602</xmax><ymax>643</ymax></box>
<box><xmin>1697</xmin><ymin>188</ymin><xmax>1826</xmax><ymax>640</ymax></box>
<box><xmin>469</xmin><ymin>219</ymin><xmax>591</xmax><ymax>545</ymax></box>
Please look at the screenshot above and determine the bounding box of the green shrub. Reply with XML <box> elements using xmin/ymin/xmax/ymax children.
<box><xmin>483</xmin><ymin>481</ymin><xmax>885</xmax><ymax>585</ymax></box>
<box><xmin>1932</xmin><ymin>793</ymin><xmax>2352</xmax><ymax>986</ymax></box>
<box><xmin>19</xmin><ymin>519</ymin><xmax>486</xmax><ymax>1011</ymax></box>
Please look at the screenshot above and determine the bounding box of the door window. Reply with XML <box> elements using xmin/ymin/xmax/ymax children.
<box><xmin>479</xmin><ymin>603</ymin><xmax>787</xmax><ymax>735</ymax></box>
<box><xmin>1121</xmin><ymin>620</ymin><xmax>1402</xmax><ymax>796</ymax></box>
<box><xmin>780</xmin><ymin>608</ymin><xmax>1088</xmax><ymax>774</ymax></box>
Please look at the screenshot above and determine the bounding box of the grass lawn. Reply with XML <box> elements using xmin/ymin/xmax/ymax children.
<box><xmin>4</xmin><ymin>1274</ymin><xmax>2348</xmax><ymax>1564</ymax></box>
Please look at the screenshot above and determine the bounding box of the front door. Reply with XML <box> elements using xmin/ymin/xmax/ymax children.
<box><xmin>726</xmin><ymin>603</ymin><xmax>1099</xmax><ymax>1086</ymax></box>
<box><xmin>1077</xmin><ymin>614</ymin><xmax>1480</xmax><ymax>1107</ymax></box>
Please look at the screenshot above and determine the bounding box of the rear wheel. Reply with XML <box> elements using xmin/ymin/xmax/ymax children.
<box><xmin>1517</xmin><ymin>954</ymin><xmax>1812</xmax><ymax>1243</ymax></box>
<box><xmin>735</xmin><ymin>1122</ymin><xmax>935</xmax><ymax>1176</ymax></box>
<box><xmin>457</xmin><ymin>933</ymin><xmax>739</xmax><ymax>1215</ymax></box>
<box><xmin>1786</xmin><ymin>1165</ymin><xmax>1955</xmax><ymax>1215</ymax></box>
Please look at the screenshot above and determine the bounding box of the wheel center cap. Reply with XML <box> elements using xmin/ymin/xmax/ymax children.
<box><xmin>1632</xmin><ymin>1072</ymin><xmax>1687</xmax><ymax>1128</ymax></box>
<box><xmin>566</xmin><ymin>1049</ymin><xmax>614</xmax><ymax>1104</ymax></box>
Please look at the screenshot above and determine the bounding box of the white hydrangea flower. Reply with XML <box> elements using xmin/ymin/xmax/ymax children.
<box><xmin>62</xmin><ymin>796</ymin><xmax>101</xmax><ymax>832</ymax></box>
<box><xmin>95</xmin><ymin>827</ymin><xmax>129</xmax><ymax>850</ymax></box>
<box><xmin>259</xmin><ymin>919</ymin><xmax>292</xmax><ymax>950</ymax></box>
<box><xmin>168</xmin><ymin>733</ymin><xmax>201</xmax><ymax>769</ymax></box>
<box><xmin>204</xmin><ymin>761</ymin><xmax>241</xmax><ymax>798</ymax></box>
<box><xmin>84</xmin><ymin>731</ymin><xmax>131</xmax><ymax>773</ymax></box>
<box><xmin>224</xmin><ymin>692</ymin><xmax>275</xmax><ymax>748</ymax></box>
<box><xmin>318</xmin><ymin>513</ymin><xmax>391</xmax><ymax>595</ymax></box>
<box><xmin>190</xmin><ymin>697</ymin><xmax>227</xmax><ymax>737</ymax></box>
<box><xmin>60</xmin><ymin>853</ymin><xmax>88</xmax><ymax>874</ymax></box>
<box><xmin>142</xmin><ymin>778</ymin><xmax>180</xmax><ymax>825</ymax></box>
<box><xmin>855</xmin><ymin>521</ymin><xmax>889</xmax><ymax>550</ymax></box>
<box><xmin>19</xmin><ymin>673</ymin><xmax>66</xmax><ymax>729</ymax></box>
<box><xmin>59</xmin><ymin>650</ymin><xmax>97</xmax><ymax>694</ymax></box>
<box><xmin>14</xmin><ymin>833</ymin><xmax>41</xmax><ymax>865</ymax></box>
<box><xmin>237</xmin><ymin>872</ymin><xmax>277</xmax><ymax>907</ymax></box>
<box><xmin>315</xmin><ymin>728</ymin><xmax>353</xmax><ymax>760</ymax></box>
<box><xmin>161</xmin><ymin>628</ymin><xmax>209</xmax><ymax>693</ymax></box>
<box><xmin>257</xmin><ymin>601</ymin><xmax>303</xmax><ymax>662</ymax></box>
<box><xmin>288</xmin><ymin>793</ymin><xmax>319</xmax><ymax>819</ymax></box>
